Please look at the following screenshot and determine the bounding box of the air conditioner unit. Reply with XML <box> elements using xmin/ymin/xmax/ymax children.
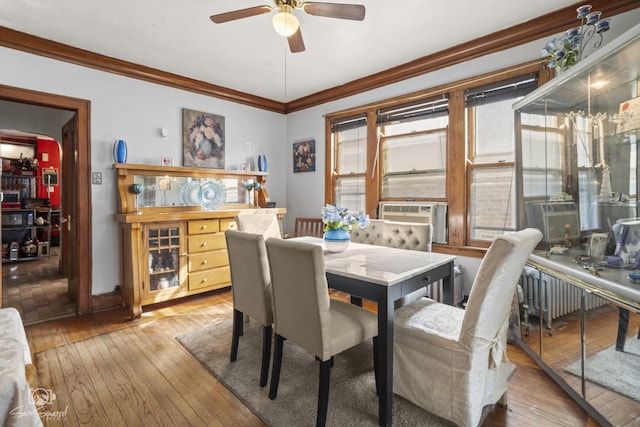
<box><xmin>378</xmin><ymin>202</ymin><xmax>448</xmax><ymax>244</ymax></box>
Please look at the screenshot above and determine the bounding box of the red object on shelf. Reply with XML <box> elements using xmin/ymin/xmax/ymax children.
<box><xmin>36</xmin><ymin>138</ymin><xmax>61</xmax><ymax>208</ymax></box>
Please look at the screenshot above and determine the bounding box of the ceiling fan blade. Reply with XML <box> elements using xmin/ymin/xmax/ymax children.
<box><xmin>300</xmin><ymin>2</ymin><xmax>365</xmax><ymax>20</ymax></box>
<box><xmin>288</xmin><ymin>28</ymin><xmax>305</xmax><ymax>53</ymax></box>
<box><xmin>210</xmin><ymin>5</ymin><xmax>273</xmax><ymax>24</ymax></box>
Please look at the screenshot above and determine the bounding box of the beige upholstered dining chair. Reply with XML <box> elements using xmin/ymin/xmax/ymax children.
<box><xmin>385</xmin><ymin>222</ymin><xmax>434</xmax><ymax>307</ymax></box>
<box><xmin>350</xmin><ymin>219</ymin><xmax>384</xmax><ymax>245</ymax></box>
<box><xmin>393</xmin><ymin>228</ymin><xmax>542</xmax><ymax>427</ymax></box>
<box><xmin>265</xmin><ymin>238</ymin><xmax>379</xmax><ymax>427</ymax></box>
<box><xmin>224</xmin><ymin>230</ymin><xmax>274</xmax><ymax>387</ymax></box>
<box><xmin>235</xmin><ymin>212</ymin><xmax>282</xmax><ymax>239</ymax></box>
<box><xmin>382</xmin><ymin>221</ymin><xmax>433</xmax><ymax>252</ymax></box>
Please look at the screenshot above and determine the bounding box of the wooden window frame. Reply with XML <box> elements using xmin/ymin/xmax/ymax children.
<box><xmin>326</xmin><ymin>60</ymin><xmax>548</xmax><ymax>255</ymax></box>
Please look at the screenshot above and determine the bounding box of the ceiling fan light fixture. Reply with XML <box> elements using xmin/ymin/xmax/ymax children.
<box><xmin>272</xmin><ymin>9</ymin><xmax>299</xmax><ymax>37</ymax></box>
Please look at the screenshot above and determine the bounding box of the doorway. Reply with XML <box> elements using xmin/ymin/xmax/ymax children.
<box><xmin>0</xmin><ymin>130</ymin><xmax>73</xmax><ymax>324</ymax></box>
<box><xmin>0</xmin><ymin>84</ymin><xmax>92</xmax><ymax>318</ymax></box>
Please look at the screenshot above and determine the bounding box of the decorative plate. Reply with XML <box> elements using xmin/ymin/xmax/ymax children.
<box><xmin>180</xmin><ymin>180</ymin><xmax>201</xmax><ymax>206</ymax></box>
<box><xmin>198</xmin><ymin>179</ymin><xmax>226</xmax><ymax>210</ymax></box>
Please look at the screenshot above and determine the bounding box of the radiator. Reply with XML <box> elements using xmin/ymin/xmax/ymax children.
<box><xmin>430</xmin><ymin>265</ymin><xmax>463</xmax><ymax>306</ymax></box>
<box><xmin>519</xmin><ymin>266</ymin><xmax>609</xmax><ymax>329</ymax></box>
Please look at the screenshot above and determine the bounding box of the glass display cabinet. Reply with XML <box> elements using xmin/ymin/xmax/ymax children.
<box><xmin>114</xmin><ymin>164</ymin><xmax>285</xmax><ymax>319</ymax></box>
<box><xmin>514</xmin><ymin>23</ymin><xmax>640</xmax><ymax>426</ymax></box>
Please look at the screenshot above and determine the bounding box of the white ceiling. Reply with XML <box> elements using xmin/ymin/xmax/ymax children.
<box><xmin>1</xmin><ymin>0</ymin><xmax>582</xmax><ymax>103</ymax></box>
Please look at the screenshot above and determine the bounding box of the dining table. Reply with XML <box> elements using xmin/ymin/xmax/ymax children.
<box><xmin>292</xmin><ymin>237</ymin><xmax>457</xmax><ymax>427</ymax></box>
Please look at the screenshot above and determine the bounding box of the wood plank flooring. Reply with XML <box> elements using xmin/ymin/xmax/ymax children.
<box><xmin>21</xmin><ymin>289</ymin><xmax>600</xmax><ymax>427</ymax></box>
<box><xmin>2</xmin><ymin>248</ymin><xmax>76</xmax><ymax>325</ymax></box>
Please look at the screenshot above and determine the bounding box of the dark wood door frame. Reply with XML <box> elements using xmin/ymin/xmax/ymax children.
<box><xmin>0</xmin><ymin>84</ymin><xmax>92</xmax><ymax>316</ymax></box>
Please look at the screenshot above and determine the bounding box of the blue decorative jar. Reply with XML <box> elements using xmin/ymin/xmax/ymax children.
<box><xmin>113</xmin><ymin>139</ymin><xmax>127</xmax><ymax>163</ymax></box>
<box><xmin>323</xmin><ymin>228</ymin><xmax>350</xmax><ymax>253</ymax></box>
<box><xmin>258</xmin><ymin>154</ymin><xmax>267</xmax><ymax>172</ymax></box>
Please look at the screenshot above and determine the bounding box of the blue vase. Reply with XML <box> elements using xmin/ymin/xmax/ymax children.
<box><xmin>258</xmin><ymin>154</ymin><xmax>267</xmax><ymax>172</ymax></box>
<box><xmin>324</xmin><ymin>228</ymin><xmax>350</xmax><ymax>253</ymax></box>
<box><xmin>113</xmin><ymin>139</ymin><xmax>127</xmax><ymax>163</ymax></box>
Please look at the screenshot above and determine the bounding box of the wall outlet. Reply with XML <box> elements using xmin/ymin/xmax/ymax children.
<box><xmin>91</xmin><ymin>172</ymin><xmax>102</xmax><ymax>185</ymax></box>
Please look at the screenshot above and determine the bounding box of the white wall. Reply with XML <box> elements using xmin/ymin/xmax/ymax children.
<box><xmin>0</xmin><ymin>47</ymin><xmax>287</xmax><ymax>296</ymax></box>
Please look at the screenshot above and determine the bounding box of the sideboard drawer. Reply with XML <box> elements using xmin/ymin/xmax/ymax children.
<box><xmin>189</xmin><ymin>250</ymin><xmax>228</xmax><ymax>272</ymax></box>
<box><xmin>187</xmin><ymin>234</ymin><xmax>226</xmax><ymax>253</ymax></box>
<box><xmin>188</xmin><ymin>219</ymin><xmax>220</xmax><ymax>235</ymax></box>
<box><xmin>189</xmin><ymin>267</ymin><xmax>230</xmax><ymax>291</ymax></box>
<box><xmin>220</xmin><ymin>218</ymin><xmax>237</xmax><ymax>231</ymax></box>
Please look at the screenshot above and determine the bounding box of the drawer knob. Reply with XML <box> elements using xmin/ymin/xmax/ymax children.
<box><xmin>201</xmin><ymin>225</ymin><xmax>207</xmax><ymax>230</ymax></box>
<box><xmin>202</xmin><ymin>242</ymin><xmax>208</xmax><ymax>247</ymax></box>
<box><xmin>202</xmin><ymin>259</ymin><xmax>208</xmax><ymax>265</ymax></box>
<box><xmin>202</xmin><ymin>277</ymin><xmax>207</xmax><ymax>282</ymax></box>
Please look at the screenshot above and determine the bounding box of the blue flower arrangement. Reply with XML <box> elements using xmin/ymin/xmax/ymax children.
<box><xmin>321</xmin><ymin>204</ymin><xmax>370</xmax><ymax>232</ymax></box>
<box><xmin>542</xmin><ymin>4</ymin><xmax>610</xmax><ymax>72</ymax></box>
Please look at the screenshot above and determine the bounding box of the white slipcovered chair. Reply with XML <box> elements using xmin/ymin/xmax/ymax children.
<box><xmin>224</xmin><ymin>230</ymin><xmax>274</xmax><ymax>387</ymax></box>
<box><xmin>235</xmin><ymin>211</ymin><xmax>282</xmax><ymax>239</ymax></box>
<box><xmin>265</xmin><ymin>238</ymin><xmax>379</xmax><ymax>427</ymax></box>
<box><xmin>393</xmin><ymin>228</ymin><xmax>542</xmax><ymax>427</ymax></box>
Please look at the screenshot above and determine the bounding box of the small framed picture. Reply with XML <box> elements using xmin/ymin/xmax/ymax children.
<box><xmin>293</xmin><ymin>139</ymin><xmax>315</xmax><ymax>173</ymax></box>
<box><xmin>161</xmin><ymin>157</ymin><xmax>173</xmax><ymax>166</ymax></box>
<box><xmin>241</xmin><ymin>162</ymin><xmax>250</xmax><ymax>172</ymax></box>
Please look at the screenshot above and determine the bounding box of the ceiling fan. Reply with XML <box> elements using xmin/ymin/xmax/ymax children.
<box><xmin>210</xmin><ymin>1</ymin><xmax>365</xmax><ymax>53</ymax></box>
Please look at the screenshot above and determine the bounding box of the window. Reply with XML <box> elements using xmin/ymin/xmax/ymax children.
<box><xmin>378</xmin><ymin>97</ymin><xmax>449</xmax><ymax>199</ymax></box>
<box><xmin>466</xmin><ymin>75</ymin><xmax>538</xmax><ymax>243</ymax></box>
<box><xmin>326</xmin><ymin>62</ymin><xmax>544</xmax><ymax>250</ymax></box>
<box><xmin>330</xmin><ymin>115</ymin><xmax>367</xmax><ymax>212</ymax></box>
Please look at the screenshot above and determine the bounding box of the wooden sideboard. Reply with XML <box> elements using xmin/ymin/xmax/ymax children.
<box><xmin>114</xmin><ymin>163</ymin><xmax>284</xmax><ymax>319</ymax></box>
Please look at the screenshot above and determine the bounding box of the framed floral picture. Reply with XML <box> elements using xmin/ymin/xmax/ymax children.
<box><xmin>293</xmin><ymin>139</ymin><xmax>315</xmax><ymax>173</ymax></box>
<box><xmin>182</xmin><ymin>108</ymin><xmax>225</xmax><ymax>168</ymax></box>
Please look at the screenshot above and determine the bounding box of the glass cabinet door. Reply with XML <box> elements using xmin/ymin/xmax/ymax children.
<box><xmin>146</xmin><ymin>222</ymin><xmax>185</xmax><ymax>294</ymax></box>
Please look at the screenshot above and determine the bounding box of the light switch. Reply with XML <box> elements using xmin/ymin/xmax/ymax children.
<box><xmin>41</xmin><ymin>153</ymin><xmax>49</xmax><ymax>162</ymax></box>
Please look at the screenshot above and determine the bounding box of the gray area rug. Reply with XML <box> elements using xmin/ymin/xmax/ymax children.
<box><xmin>176</xmin><ymin>319</ymin><xmax>456</xmax><ymax>426</ymax></box>
<box><xmin>565</xmin><ymin>338</ymin><xmax>640</xmax><ymax>402</ymax></box>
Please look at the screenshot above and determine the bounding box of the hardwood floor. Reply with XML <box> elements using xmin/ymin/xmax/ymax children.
<box><xmin>21</xmin><ymin>289</ymin><xmax>599</xmax><ymax>427</ymax></box>
<box><xmin>2</xmin><ymin>247</ymin><xmax>76</xmax><ymax>325</ymax></box>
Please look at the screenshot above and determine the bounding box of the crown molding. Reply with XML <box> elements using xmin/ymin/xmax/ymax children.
<box><xmin>1</xmin><ymin>0</ymin><xmax>637</xmax><ymax>114</ymax></box>
<box><xmin>0</xmin><ymin>26</ymin><xmax>286</xmax><ymax>114</ymax></box>
<box><xmin>286</xmin><ymin>0</ymin><xmax>639</xmax><ymax>112</ymax></box>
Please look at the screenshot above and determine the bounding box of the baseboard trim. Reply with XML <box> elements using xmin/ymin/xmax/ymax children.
<box><xmin>91</xmin><ymin>289</ymin><xmax>122</xmax><ymax>312</ymax></box>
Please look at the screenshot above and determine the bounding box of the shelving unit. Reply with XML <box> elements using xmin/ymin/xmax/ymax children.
<box><xmin>1</xmin><ymin>174</ymin><xmax>57</xmax><ymax>262</ymax></box>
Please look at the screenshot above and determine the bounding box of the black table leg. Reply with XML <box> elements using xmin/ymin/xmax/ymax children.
<box><xmin>377</xmin><ymin>290</ymin><xmax>394</xmax><ymax>427</ymax></box>
<box><xmin>616</xmin><ymin>308</ymin><xmax>630</xmax><ymax>351</ymax></box>
<box><xmin>442</xmin><ymin>261</ymin><xmax>455</xmax><ymax>306</ymax></box>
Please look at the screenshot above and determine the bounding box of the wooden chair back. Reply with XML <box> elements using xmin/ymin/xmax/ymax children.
<box><xmin>289</xmin><ymin>217</ymin><xmax>324</xmax><ymax>238</ymax></box>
